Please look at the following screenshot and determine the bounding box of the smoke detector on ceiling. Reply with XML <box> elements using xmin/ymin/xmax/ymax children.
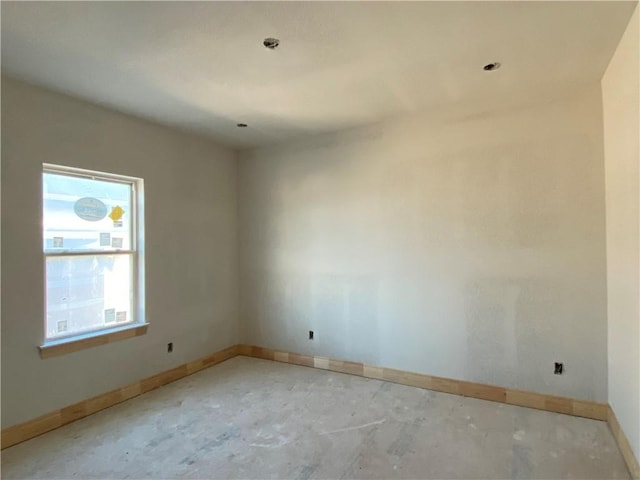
<box><xmin>263</xmin><ymin>37</ymin><xmax>280</xmax><ymax>50</ymax></box>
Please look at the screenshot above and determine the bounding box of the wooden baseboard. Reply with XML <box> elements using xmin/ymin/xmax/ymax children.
<box><xmin>1</xmin><ymin>345</ymin><xmax>239</xmax><ymax>450</ymax></box>
<box><xmin>608</xmin><ymin>405</ymin><xmax>640</xmax><ymax>479</ymax></box>
<box><xmin>239</xmin><ymin>344</ymin><xmax>640</xmax><ymax>476</ymax></box>
<box><xmin>5</xmin><ymin>340</ymin><xmax>633</xmax><ymax>477</ymax></box>
<box><xmin>237</xmin><ymin>344</ymin><xmax>609</xmax><ymax>421</ymax></box>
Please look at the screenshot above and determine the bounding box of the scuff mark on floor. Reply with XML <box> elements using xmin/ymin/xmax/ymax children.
<box><xmin>249</xmin><ymin>438</ymin><xmax>289</xmax><ymax>448</ymax></box>
<box><xmin>249</xmin><ymin>430</ymin><xmax>290</xmax><ymax>448</ymax></box>
<box><xmin>319</xmin><ymin>419</ymin><xmax>386</xmax><ymax>435</ymax></box>
<box><xmin>513</xmin><ymin>429</ymin><xmax>526</xmax><ymax>441</ymax></box>
<box><xmin>146</xmin><ymin>433</ymin><xmax>173</xmax><ymax>448</ymax></box>
<box><xmin>198</xmin><ymin>427</ymin><xmax>240</xmax><ymax>452</ymax></box>
<box><xmin>297</xmin><ymin>463</ymin><xmax>318</xmax><ymax>480</ymax></box>
<box><xmin>387</xmin><ymin>423</ymin><xmax>420</xmax><ymax>458</ymax></box>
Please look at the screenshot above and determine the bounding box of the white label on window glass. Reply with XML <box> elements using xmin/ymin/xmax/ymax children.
<box><xmin>116</xmin><ymin>311</ymin><xmax>127</xmax><ymax>323</ymax></box>
<box><xmin>57</xmin><ymin>320</ymin><xmax>68</xmax><ymax>332</ymax></box>
<box><xmin>113</xmin><ymin>220</ymin><xmax>123</xmax><ymax>228</ymax></box>
<box><xmin>111</xmin><ymin>237</ymin><xmax>123</xmax><ymax>248</ymax></box>
<box><xmin>74</xmin><ymin>197</ymin><xmax>108</xmax><ymax>222</ymax></box>
<box><xmin>105</xmin><ymin>308</ymin><xmax>116</xmax><ymax>323</ymax></box>
<box><xmin>100</xmin><ymin>232</ymin><xmax>111</xmax><ymax>246</ymax></box>
<box><xmin>53</xmin><ymin>237</ymin><xmax>64</xmax><ymax>248</ymax></box>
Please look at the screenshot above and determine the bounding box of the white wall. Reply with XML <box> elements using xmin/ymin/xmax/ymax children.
<box><xmin>1</xmin><ymin>78</ymin><xmax>239</xmax><ymax>428</ymax></box>
<box><xmin>239</xmin><ymin>85</ymin><xmax>608</xmax><ymax>402</ymax></box>
<box><xmin>3</xmin><ymin>37</ymin><xmax>631</xmax><ymax>433</ymax></box>
<box><xmin>603</xmin><ymin>5</ymin><xmax>640</xmax><ymax>463</ymax></box>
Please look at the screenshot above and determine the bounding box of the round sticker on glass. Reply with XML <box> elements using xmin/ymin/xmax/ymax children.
<box><xmin>74</xmin><ymin>197</ymin><xmax>108</xmax><ymax>222</ymax></box>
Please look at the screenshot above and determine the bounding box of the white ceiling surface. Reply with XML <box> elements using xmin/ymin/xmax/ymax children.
<box><xmin>1</xmin><ymin>2</ymin><xmax>637</xmax><ymax>149</ymax></box>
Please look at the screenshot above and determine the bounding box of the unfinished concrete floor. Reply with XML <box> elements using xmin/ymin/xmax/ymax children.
<box><xmin>1</xmin><ymin>356</ymin><xmax>630</xmax><ymax>479</ymax></box>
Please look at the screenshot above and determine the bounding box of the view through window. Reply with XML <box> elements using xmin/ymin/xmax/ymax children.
<box><xmin>43</xmin><ymin>165</ymin><xmax>143</xmax><ymax>341</ymax></box>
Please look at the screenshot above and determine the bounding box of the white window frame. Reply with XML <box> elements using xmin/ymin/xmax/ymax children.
<box><xmin>40</xmin><ymin>164</ymin><xmax>146</xmax><ymax>355</ymax></box>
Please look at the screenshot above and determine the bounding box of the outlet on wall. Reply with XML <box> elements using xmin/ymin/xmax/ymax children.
<box><xmin>167</xmin><ymin>342</ymin><xmax>173</xmax><ymax>353</ymax></box>
<box><xmin>554</xmin><ymin>362</ymin><xmax>563</xmax><ymax>374</ymax></box>
<box><xmin>308</xmin><ymin>330</ymin><xmax>314</xmax><ymax>340</ymax></box>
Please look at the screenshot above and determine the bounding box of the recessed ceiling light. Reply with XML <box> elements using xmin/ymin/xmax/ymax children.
<box><xmin>483</xmin><ymin>62</ymin><xmax>501</xmax><ymax>71</ymax></box>
<box><xmin>263</xmin><ymin>37</ymin><xmax>280</xmax><ymax>50</ymax></box>
<box><xmin>237</xmin><ymin>123</ymin><xmax>248</xmax><ymax>128</ymax></box>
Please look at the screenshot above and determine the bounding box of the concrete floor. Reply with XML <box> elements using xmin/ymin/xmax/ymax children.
<box><xmin>1</xmin><ymin>356</ymin><xmax>630</xmax><ymax>479</ymax></box>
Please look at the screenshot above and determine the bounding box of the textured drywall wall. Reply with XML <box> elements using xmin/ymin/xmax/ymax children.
<box><xmin>603</xmin><ymin>5</ymin><xmax>640</xmax><ymax>462</ymax></box>
<box><xmin>1</xmin><ymin>77</ymin><xmax>239</xmax><ymax>428</ymax></box>
<box><xmin>238</xmin><ymin>85</ymin><xmax>608</xmax><ymax>402</ymax></box>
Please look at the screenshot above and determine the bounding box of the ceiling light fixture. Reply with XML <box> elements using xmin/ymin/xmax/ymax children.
<box><xmin>263</xmin><ymin>37</ymin><xmax>280</xmax><ymax>50</ymax></box>
<box><xmin>483</xmin><ymin>62</ymin><xmax>501</xmax><ymax>71</ymax></box>
<box><xmin>237</xmin><ymin>123</ymin><xmax>248</xmax><ymax>128</ymax></box>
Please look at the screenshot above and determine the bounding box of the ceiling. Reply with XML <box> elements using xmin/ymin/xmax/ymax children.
<box><xmin>1</xmin><ymin>1</ymin><xmax>637</xmax><ymax>149</ymax></box>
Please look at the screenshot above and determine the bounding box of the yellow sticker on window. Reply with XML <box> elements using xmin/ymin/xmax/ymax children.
<box><xmin>108</xmin><ymin>206</ymin><xmax>125</xmax><ymax>222</ymax></box>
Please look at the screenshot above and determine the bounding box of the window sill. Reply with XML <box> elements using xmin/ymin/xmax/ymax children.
<box><xmin>39</xmin><ymin>323</ymin><xmax>149</xmax><ymax>359</ymax></box>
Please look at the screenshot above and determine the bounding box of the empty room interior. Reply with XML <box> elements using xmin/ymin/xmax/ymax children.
<box><xmin>1</xmin><ymin>1</ymin><xmax>640</xmax><ymax>479</ymax></box>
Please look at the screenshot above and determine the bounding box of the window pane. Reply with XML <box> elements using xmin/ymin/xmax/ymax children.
<box><xmin>43</xmin><ymin>172</ymin><xmax>132</xmax><ymax>252</ymax></box>
<box><xmin>45</xmin><ymin>254</ymin><xmax>133</xmax><ymax>339</ymax></box>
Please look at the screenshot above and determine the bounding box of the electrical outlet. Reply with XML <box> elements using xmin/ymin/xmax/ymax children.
<box><xmin>554</xmin><ymin>362</ymin><xmax>563</xmax><ymax>375</ymax></box>
<box><xmin>167</xmin><ymin>342</ymin><xmax>173</xmax><ymax>353</ymax></box>
<box><xmin>308</xmin><ymin>330</ymin><xmax>314</xmax><ymax>340</ymax></box>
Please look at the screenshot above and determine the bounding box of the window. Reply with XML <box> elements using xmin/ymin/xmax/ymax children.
<box><xmin>42</xmin><ymin>165</ymin><xmax>144</xmax><ymax>347</ymax></box>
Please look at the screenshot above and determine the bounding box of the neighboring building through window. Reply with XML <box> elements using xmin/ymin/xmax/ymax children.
<box><xmin>42</xmin><ymin>165</ymin><xmax>144</xmax><ymax>341</ymax></box>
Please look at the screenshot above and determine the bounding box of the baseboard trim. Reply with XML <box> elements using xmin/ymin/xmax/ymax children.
<box><xmin>1</xmin><ymin>344</ymin><xmax>239</xmax><ymax>449</ymax></box>
<box><xmin>4</xmin><ymin>342</ymin><xmax>636</xmax><ymax>479</ymax></box>
<box><xmin>608</xmin><ymin>405</ymin><xmax>640</xmax><ymax>479</ymax></box>
<box><xmin>239</xmin><ymin>344</ymin><xmax>640</xmax><ymax>477</ymax></box>
<box><xmin>237</xmin><ymin>344</ymin><xmax>608</xmax><ymax>420</ymax></box>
